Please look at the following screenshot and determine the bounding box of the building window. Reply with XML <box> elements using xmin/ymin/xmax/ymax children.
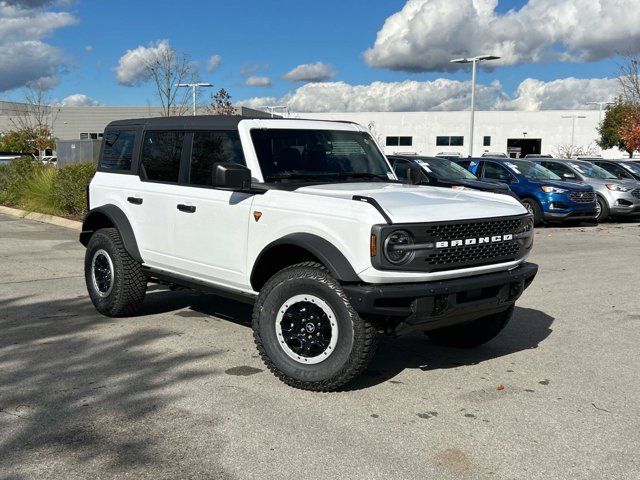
<box><xmin>386</xmin><ymin>136</ymin><xmax>412</xmax><ymax>147</ymax></box>
<box><xmin>483</xmin><ymin>136</ymin><xmax>491</xmax><ymax>146</ymax></box>
<box><xmin>80</xmin><ymin>132</ymin><xmax>104</xmax><ymax>140</ymax></box>
<box><xmin>436</xmin><ymin>136</ymin><xmax>464</xmax><ymax>146</ymax></box>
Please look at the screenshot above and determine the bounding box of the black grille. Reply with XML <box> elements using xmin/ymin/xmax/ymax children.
<box><xmin>568</xmin><ymin>191</ymin><xmax>596</xmax><ymax>203</ymax></box>
<box><xmin>425</xmin><ymin>218</ymin><xmax>521</xmax><ymax>241</ymax></box>
<box><xmin>426</xmin><ymin>241</ymin><xmax>521</xmax><ymax>271</ymax></box>
<box><xmin>631</xmin><ymin>188</ymin><xmax>640</xmax><ymax>200</ymax></box>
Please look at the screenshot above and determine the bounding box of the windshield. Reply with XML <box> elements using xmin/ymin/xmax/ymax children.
<box><xmin>251</xmin><ymin>129</ymin><xmax>393</xmax><ymax>182</ymax></box>
<box><xmin>568</xmin><ymin>161</ymin><xmax>616</xmax><ymax>179</ymax></box>
<box><xmin>414</xmin><ymin>157</ymin><xmax>477</xmax><ymax>180</ymax></box>
<box><xmin>620</xmin><ymin>162</ymin><xmax>640</xmax><ymax>175</ymax></box>
<box><xmin>506</xmin><ymin>160</ymin><xmax>561</xmax><ymax>181</ymax></box>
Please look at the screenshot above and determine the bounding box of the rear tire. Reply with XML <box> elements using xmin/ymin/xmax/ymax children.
<box><xmin>252</xmin><ymin>262</ymin><xmax>377</xmax><ymax>391</ymax></box>
<box><xmin>426</xmin><ymin>306</ymin><xmax>514</xmax><ymax>348</ymax></box>
<box><xmin>521</xmin><ymin>198</ymin><xmax>543</xmax><ymax>227</ymax></box>
<box><xmin>85</xmin><ymin>228</ymin><xmax>147</xmax><ymax>317</ymax></box>
<box><xmin>595</xmin><ymin>196</ymin><xmax>609</xmax><ymax>222</ymax></box>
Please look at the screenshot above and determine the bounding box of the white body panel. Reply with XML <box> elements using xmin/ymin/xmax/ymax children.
<box><xmin>89</xmin><ymin>118</ymin><xmax>530</xmax><ymax>295</ymax></box>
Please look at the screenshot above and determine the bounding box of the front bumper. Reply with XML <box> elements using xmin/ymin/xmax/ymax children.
<box><xmin>543</xmin><ymin>209</ymin><xmax>597</xmax><ymax>220</ymax></box>
<box><xmin>343</xmin><ymin>262</ymin><xmax>538</xmax><ymax>334</ymax></box>
<box><xmin>608</xmin><ymin>190</ymin><xmax>640</xmax><ymax>216</ymax></box>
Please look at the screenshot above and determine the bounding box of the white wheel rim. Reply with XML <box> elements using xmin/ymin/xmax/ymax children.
<box><xmin>275</xmin><ymin>294</ymin><xmax>339</xmax><ymax>365</ymax></box>
<box><xmin>91</xmin><ymin>249</ymin><xmax>114</xmax><ymax>297</ymax></box>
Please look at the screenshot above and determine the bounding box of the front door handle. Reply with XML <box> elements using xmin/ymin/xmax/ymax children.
<box><xmin>127</xmin><ymin>196</ymin><xmax>143</xmax><ymax>205</ymax></box>
<box><xmin>177</xmin><ymin>204</ymin><xmax>196</xmax><ymax>213</ymax></box>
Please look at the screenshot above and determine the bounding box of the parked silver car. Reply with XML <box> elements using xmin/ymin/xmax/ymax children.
<box><xmin>534</xmin><ymin>159</ymin><xmax>640</xmax><ymax>222</ymax></box>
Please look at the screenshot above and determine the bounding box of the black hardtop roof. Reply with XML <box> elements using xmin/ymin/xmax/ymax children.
<box><xmin>106</xmin><ymin>115</ymin><xmax>358</xmax><ymax>130</ymax></box>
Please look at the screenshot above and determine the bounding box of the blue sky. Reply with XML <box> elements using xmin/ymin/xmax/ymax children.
<box><xmin>0</xmin><ymin>0</ymin><xmax>633</xmax><ymax>110</ymax></box>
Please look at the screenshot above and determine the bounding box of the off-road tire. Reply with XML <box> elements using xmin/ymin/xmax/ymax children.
<box><xmin>595</xmin><ymin>195</ymin><xmax>609</xmax><ymax>222</ymax></box>
<box><xmin>85</xmin><ymin>227</ymin><xmax>147</xmax><ymax>317</ymax></box>
<box><xmin>252</xmin><ymin>262</ymin><xmax>377</xmax><ymax>391</ymax></box>
<box><xmin>521</xmin><ymin>198</ymin><xmax>543</xmax><ymax>227</ymax></box>
<box><xmin>426</xmin><ymin>306</ymin><xmax>514</xmax><ymax>348</ymax></box>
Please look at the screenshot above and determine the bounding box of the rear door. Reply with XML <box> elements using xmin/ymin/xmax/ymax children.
<box><xmin>171</xmin><ymin>130</ymin><xmax>254</xmax><ymax>290</ymax></box>
<box><xmin>130</xmin><ymin>129</ymin><xmax>187</xmax><ymax>270</ymax></box>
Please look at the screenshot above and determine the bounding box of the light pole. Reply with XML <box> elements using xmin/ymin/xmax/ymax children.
<box><xmin>585</xmin><ymin>101</ymin><xmax>614</xmax><ymax>124</ymax></box>
<box><xmin>450</xmin><ymin>55</ymin><xmax>500</xmax><ymax>157</ymax></box>
<box><xmin>259</xmin><ymin>105</ymin><xmax>289</xmax><ymax>118</ymax></box>
<box><xmin>176</xmin><ymin>82</ymin><xmax>213</xmax><ymax>115</ymax></box>
<box><xmin>561</xmin><ymin>114</ymin><xmax>587</xmax><ymax>146</ymax></box>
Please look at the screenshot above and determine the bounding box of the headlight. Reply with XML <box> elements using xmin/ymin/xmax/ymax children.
<box><xmin>384</xmin><ymin>230</ymin><xmax>414</xmax><ymax>264</ymax></box>
<box><xmin>540</xmin><ymin>186</ymin><xmax>567</xmax><ymax>194</ymax></box>
<box><xmin>606</xmin><ymin>183</ymin><xmax>632</xmax><ymax>192</ymax></box>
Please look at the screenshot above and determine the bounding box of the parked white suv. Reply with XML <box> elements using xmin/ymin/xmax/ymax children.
<box><xmin>81</xmin><ymin>116</ymin><xmax>537</xmax><ymax>391</ymax></box>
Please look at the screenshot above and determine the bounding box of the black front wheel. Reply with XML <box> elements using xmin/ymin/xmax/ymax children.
<box><xmin>85</xmin><ymin>228</ymin><xmax>147</xmax><ymax>317</ymax></box>
<box><xmin>426</xmin><ymin>306</ymin><xmax>514</xmax><ymax>348</ymax></box>
<box><xmin>252</xmin><ymin>262</ymin><xmax>377</xmax><ymax>391</ymax></box>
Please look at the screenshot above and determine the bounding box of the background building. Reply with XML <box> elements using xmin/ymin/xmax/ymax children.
<box><xmin>0</xmin><ymin>101</ymin><xmax>624</xmax><ymax>159</ymax></box>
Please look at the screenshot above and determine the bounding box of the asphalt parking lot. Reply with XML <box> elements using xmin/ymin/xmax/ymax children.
<box><xmin>1</xmin><ymin>213</ymin><xmax>639</xmax><ymax>480</ymax></box>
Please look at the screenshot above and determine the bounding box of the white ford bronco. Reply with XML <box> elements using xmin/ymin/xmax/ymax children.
<box><xmin>81</xmin><ymin>116</ymin><xmax>537</xmax><ymax>391</ymax></box>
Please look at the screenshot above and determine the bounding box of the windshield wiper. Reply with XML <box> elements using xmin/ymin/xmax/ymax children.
<box><xmin>265</xmin><ymin>173</ymin><xmax>336</xmax><ymax>182</ymax></box>
<box><xmin>336</xmin><ymin>172</ymin><xmax>394</xmax><ymax>182</ymax></box>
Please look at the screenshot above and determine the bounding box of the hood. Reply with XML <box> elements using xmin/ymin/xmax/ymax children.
<box><xmin>296</xmin><ymin>182</ymin><xmax>527</xmax><ymax>224</ymax></box>
<box><xmin>529</xmin><ymin>179</ymin><xmax>592</xmax><ymax>191</ymax></box>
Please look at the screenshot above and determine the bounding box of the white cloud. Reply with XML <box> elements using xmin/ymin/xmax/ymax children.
<box><xmin>365</xmin><ymin>0</ymin><xmax>640</xmax><ymax>72</ymax></box>
<box><xmin>0</xmin><ymin>2</ymin><xmax>77</xmax><ymax>92</ymax></box>
<box><xmin>55</xmin><ymin>93</ymin><xmax>102</xmax><ymax>106</ymax></box>
<box><xmin>238</xmin><ymin>77</ymin><xmax>618</xmax><ymax>112</ymax></box>
<box><xmin>206</xmin><ymin>54</ymin><xmax>222</xmax><ymax>72</ymax></box>
<box><xmin>84</xmin><ymin>44</ymin><xmax>93</xmax><ymax>52</ymax></box>
<box><xmin>284</xmin><ymin>62</ymin><xmax>336</xmax><ymax>83</ymax></box>
<box><xmin>115</xmin><ymin>39</ymin><xmax>171</xmax><ymax>86</ymax></box>
<box><xmin>245</xmin><ymin>76</ymin><xmax>271</xmax><ymax>87</ymax></box>
<box><xmin>497</xmin><ymin>77</ymin><xmax>618</xmax><ymax>110</ymax></box>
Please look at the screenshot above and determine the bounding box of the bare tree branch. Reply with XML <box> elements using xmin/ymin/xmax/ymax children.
<box><xmin>145</xmin><ymin>47</ymin><xmax>198</xmax><ymax>116</ymax></box>
<box><xmin>618</xmin><ymin>52</ymin><xmax>640</xmax><ymax>105</ymax></box>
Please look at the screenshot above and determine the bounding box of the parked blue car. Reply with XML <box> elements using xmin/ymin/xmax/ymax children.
<box><xmin>457</xmin><ymin>158</ymin><xmax>597</xmax><ymax>226</ymax></box>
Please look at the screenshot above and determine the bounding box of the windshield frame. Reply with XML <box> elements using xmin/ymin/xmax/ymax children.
<box><xmin>248</xmin><ymin>126</ymin><xmax>396</xmax><ymax>184</ymax></box>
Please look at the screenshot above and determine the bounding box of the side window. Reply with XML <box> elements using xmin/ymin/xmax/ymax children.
<box><xmin>100</xmin><ymin>129</ymin><xmax>136</xmax><ymax>171</ymax></box>
<box><xmin>141</xmin><ymin>130</ymin><xmax>185</xmax><ymax>183</ymax></box>
<box><xmin>189</xmin><ymin>130</ymin><xmax>245</xmax><ymax>187</ymax></box>
<box><xmin>483</xmin><ymin>162</ymin><xmax>513</xmax><ymax>182</ymax></box>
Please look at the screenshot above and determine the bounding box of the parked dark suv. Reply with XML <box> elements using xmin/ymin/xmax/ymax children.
<box><xmin>388</xmin><ymin>155</ymin><xmax>515</xmax><ymax>197</ymax></box>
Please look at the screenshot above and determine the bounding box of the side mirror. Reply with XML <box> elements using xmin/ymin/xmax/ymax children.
<box><xmin>213</xmin><ymin>163</ymin><xmax>252</xmax><ymax>191</ymax></box>
<box><xmin>562</xmin><ymin>173</ymin><xmax>576</xmax><ymax>180</ymax></box>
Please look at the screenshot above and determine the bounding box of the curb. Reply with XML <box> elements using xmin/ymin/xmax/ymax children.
<box><xmin>0</xmin><ymin>205</ymin><xmax>82</xmax><ymax>231</ymax></box>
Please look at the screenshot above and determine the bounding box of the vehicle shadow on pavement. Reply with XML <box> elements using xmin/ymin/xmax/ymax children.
<box><xmin>346</xmin><ymin>307</ymin><xmax>555</xmax><ymax>391</ymax></box>
<box><xmin>0</xmin><ymin>295</ymin><xmax>236</xmax><ymax>479</ymax></box>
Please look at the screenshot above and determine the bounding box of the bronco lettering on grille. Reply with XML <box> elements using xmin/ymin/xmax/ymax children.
<box><xmin>435</xmin><ymin>234</ymin><xmax>513</xmax><ymax>248</ymax></box>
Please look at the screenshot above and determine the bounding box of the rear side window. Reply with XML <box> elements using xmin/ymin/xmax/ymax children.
<box><xmin>100</xmin><ymin>130</ymin><xmax>136</xmax><ymax>170</ymax></box>
<box><xmin>189</xmin><ymin>131</ymin><xmax>245</xmax><ymax>187</ymax></box>
<box><xmin>141</xmin><ymin>130</ymin><xmax>184</xmax><ymax>183</ymax></box>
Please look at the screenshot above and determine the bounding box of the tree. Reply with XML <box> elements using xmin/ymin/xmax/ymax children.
<box><xmin>618</xmin><ymin>53</ymin><xmax>640</xmax><ymax>105</ymax></box>
<box><xmin>553</xmin><ymin>143</ymin><xmax>600</xmax><ymax>159</ymax></box>
<box><xmin>618</xmin><ymin>111</ymin><xmax>640</xmax><ymax>155</ymax></box>
<box><xmin>145</xmin><ymin>46</ymin><xmax>198</xmax><ymax>116</ymax></box>
<box><xmin>208</xmin><ymin>88</ymin><xmax>235</xmax><ymax>115</ymax></box>
<box><xmin>6</xmin><ymin>86</ymin><xmax>57</xmax><ymax>154</ymax></box>
<box><xmin>597</xmin><ymin>101</ymin><xmax>639</xmax><ymax>155</ymax></box>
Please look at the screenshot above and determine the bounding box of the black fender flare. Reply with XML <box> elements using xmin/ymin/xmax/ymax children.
<box><xmin>79</xmin><ymin>205</ymin><xmax>143</xmax><ymax>263</ymax></box>
<box><xmin>252</xmin><ymin>233</ymin><xmax>360</xmax><ymax>285</ymax></box>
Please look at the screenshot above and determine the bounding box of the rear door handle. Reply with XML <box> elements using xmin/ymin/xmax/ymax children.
<box><xmin>127</xmin><ymin>196</ymin><xmax>143</xmax><ymax>205</ymax></box>
<box><xmin>177</xmin><ymin>204</ymin><xmax>196</xmax><ymax>213</ymax></box>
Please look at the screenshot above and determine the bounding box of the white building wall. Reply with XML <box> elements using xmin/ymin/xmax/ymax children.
<box><xmin>300</xmin><ymin>110</ymin><xmax>621</xmax><ymax>159</ymax></box>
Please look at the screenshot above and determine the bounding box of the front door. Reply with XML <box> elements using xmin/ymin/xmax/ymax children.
<box><xmin>172</xmin><ymin>130</ymin><xmax>254</xmax><ymax>290</ymax></box>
